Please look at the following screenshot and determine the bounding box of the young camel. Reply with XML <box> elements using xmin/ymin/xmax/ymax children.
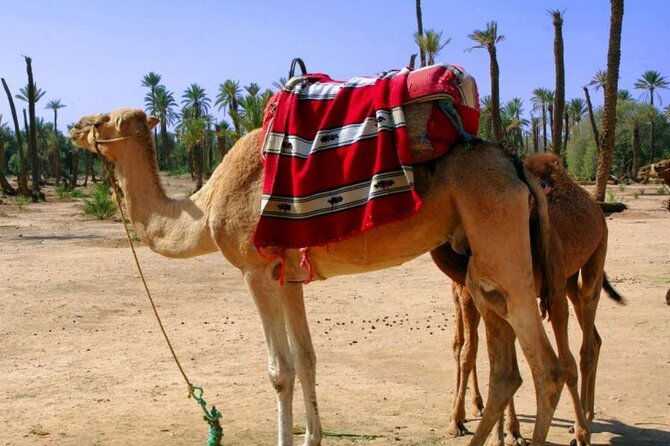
<box><xmin>69</xmin><ymin>108</ymin><xmax>565</xmax><ymax>446</ymax></box>
<box><xmin>432</xmin><ymin>152</ymin><xmax>621</xmax><ymax>445</ymax></box>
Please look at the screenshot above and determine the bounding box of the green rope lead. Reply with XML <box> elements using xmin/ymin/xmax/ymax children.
<box><xmin>191</xmin><ymin>386</ymin><xmax>223</xmax><ymax>446</ymax></box>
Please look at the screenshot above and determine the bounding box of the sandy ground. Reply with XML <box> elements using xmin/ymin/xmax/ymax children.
<box><xmin>0</xmin><ymin>176</ymin><xmax>668</xmax><ymax>446</ymax></box>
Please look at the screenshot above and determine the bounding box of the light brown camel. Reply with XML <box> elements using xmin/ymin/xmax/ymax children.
<box><xmin>432</xmin><ymin>152</ymin><xmax>622</xmax><ymax>445</ymax></box>
<box><xmin>69</xmin><ymin>108</ymin><xmax>565</xmax><ymax>446</ymax></box>
<box><xmin>638</xmin><ymin>158</ymin><xmax>670</xmax><ymax>187</ymax></box>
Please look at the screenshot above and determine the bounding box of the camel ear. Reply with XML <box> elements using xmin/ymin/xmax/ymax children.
<box><xmin>147</xmin><ymin>116</ymin><xmax>160</xmax><ymax>130</ymax></box>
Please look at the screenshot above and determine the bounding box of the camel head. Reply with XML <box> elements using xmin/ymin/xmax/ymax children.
<box><xmin>68</xmin><ymin>108</ymin><xmax>159</xmax><ymax>160</ymax></box>
<box><xmin>524</xmin><ymin>152</ymin><xmax>562</xmax><ymax>183</ymax></box>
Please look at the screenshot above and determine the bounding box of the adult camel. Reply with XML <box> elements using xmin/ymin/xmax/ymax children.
<box><xmin>433</xmin><ymin>152</ymin><xmax>622</xmax><ymax>445</ymax></box>
<box><xmin>69</xmin><ymin>108</ymin><xmax>564</xmax><ymax>446</ymax></box>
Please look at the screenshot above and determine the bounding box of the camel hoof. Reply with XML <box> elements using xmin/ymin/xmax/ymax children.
<box><xmin>447</xmin><ymin>420</ymin><xmax>470</xmax><ymax>436</ymax></box>
<box><xmin>505</xmin><ymin>431</ymin><xmax>528</xmax><ymax>446</ymax></box>
<box><xmin>471</xmin><ymin>402</ymin><xmax>485</xmax><ymax>418</ymax></box>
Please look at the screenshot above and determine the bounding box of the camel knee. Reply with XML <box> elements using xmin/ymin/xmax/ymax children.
<box><xmin>560</xmin><ymin>354</ymin><xmax>579</xmax><ymax>387</ymax></box>
<box><xmin>491</xmin><ymin>367</ymin><xmax>522</xmax><ymax>399</ymax></box>
<box><xmin>268</xmin><ymin>363</ymin><xmax>295</xmax><ymax>395</ymax></box>
<box><xmin>460</xmin><ymin>339</ymin><xmax>478</xmax><ymax>371</ymax></box>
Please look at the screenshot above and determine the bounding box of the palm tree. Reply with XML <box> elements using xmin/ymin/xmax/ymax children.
<box><xmin>564</xmin><ymin>98</ymin><xmax>586</xmax><ymax>154</ymax></box>
<box><xmin>414</xmin><ymin>29</ymin><xmax>451</xmax><ymax>65</ymax></box>
<box><xmin>272</xmin><ymin>77</ymin><xmax>288</xmax><ymax>90</ymax></box>
<box><xmin>588</xmin><ymin>69</ymin><xmax>608</xmax><ymax>93</ymax></box>
<box><xmin>181</xmin><ymin>84</ymin><xmax>211</xmax><ymax>188</ymax></box>
<box><xmin>634</xmin><ymin>69</ymin><xmax>669</xmax><ymax>162</ymax></box>
<box><xmin>478</xmin><ymin>95</ymin><xmax>493</xmax><ymax>141</ymax></box>
<box><xmin>617</xmin><ymin>89</ymin><xmax>633</xmax><ymax>101</ymax></box>
<box><xmin>502</xmin><ymin>98</ymin><xmax>528</xmax><ymax>151</ymax></box>
<box><xmin>22</xmin><ymin>56</ymin><xmax>42</xmax><ymax>201</ymax></box>
<box><xmin>531</xmin><ymin>115</ymin><xmax>541</xmax><ymax>153</ymax></box>
<box><xmin>14</xmin><ymin>84</ymin><xmax>46</xmax><ymax>104</ymax></box>
<box><xmin>1</xmin><ymin>78</ymin><xmax>29</xmax><ymax>195</ymax></box>
<box><xmin>150</xmin><ymin>86</ymin><xmax>178</xmax><ymax>168</ymax></box>
<box><xmin>45</xmin><ymin>99</ymin><xmax>66</xmax><ymax>185</ymax></box>
<box><xmin>468</xmin><ymin>21</ymin><xmax>505</xmax><ymax>144</ymax></box>
<box><xmin>141</xmin><ymin>72</ymin><xmax>162</xmax><ymax>153</ymax></box>
<box><xmin>236</xmin><ymin>88</ymin><xmax>272</xmax><ymax>133</ymax></box>
<box><xmin>214</xmin><ymin>120</ymin><xmax>236</xmax><ymax>160</ymax></box>
<box><xmin>594</xmin><ymin>0</ymin><xmax>624</xmax><ymax>202</ymax></box>
<box><xmin>215</xmin><ymin>80</ymin><xmax>242</xmax><ymax>135</ymax></box>
<box><xmin>0</xmin><ymin>115</ymin><xmax>17</xmax><ymax>195</ymax></box>
<box><xmin>415</xmin><ymin>0</ymin><xmax>426</xmax><ymax>67</ymax></box>
<box><xmin>532</xmin><ymin>88</ymin><xmax>553</xmax><ymax>150</ymax></box>
<box><xmin>550</xmin><ymin>9</ymin><xmax>566</xmax><ymax>154</ymax></box>
<box><xmin>177</xmin><ymin>115</ymin><xmax>209</xmax><ymax>191</ymax></box>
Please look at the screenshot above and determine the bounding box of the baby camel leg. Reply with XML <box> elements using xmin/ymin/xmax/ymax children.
<box><xmin>449</xmin><ymin>283</ymin><xmax>484</xmax><ymax>436</ymax></box>
<box><xmin>280</xmin><ymin>282</ymin><xmax>322</xmax><ymax>446</ymax></box>
<box><xmin>244</xmin><ymin>270</ymin><xmax>296</xmax><ymax>446</ymax></box>
<box><xmin>549</xmin><ymin>275</ymin><xmax>590</xmax><ymax>445</ymax></box>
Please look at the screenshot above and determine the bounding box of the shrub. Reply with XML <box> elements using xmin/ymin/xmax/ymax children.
<box><xmin>83</xmin><ymin>184</ymin><xmax>117</xmax><ymax>220</ymax></box>
<box><xmin>14</xmin><ymin>195</ymin><xmax>30</xmax><ymax>210</ymax></box>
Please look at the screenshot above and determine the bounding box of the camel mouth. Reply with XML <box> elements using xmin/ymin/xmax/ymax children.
<box><xmin>68</xmin><ymin>114</ymin><xmax>111</xmax><ymax>149</ymax></box>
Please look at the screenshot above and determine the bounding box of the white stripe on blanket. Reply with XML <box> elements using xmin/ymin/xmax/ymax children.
<box><xmin>260</xmin><ymin>167</ymin><xmax>414</xmax><ymax>219</ymax></box>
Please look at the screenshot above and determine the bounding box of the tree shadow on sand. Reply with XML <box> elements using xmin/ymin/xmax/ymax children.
<box><xmin>515</xmin><ymin>414</ymin><xmax>670</xmax><ymax>445</ymax></box>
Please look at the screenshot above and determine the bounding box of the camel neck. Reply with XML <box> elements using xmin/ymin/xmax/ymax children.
<box><xmin>112</xmin><ymin>138</ymin><xmax>218</xmax><ymax>258</ymax></box>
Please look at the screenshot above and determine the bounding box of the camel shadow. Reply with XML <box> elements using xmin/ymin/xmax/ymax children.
<box><xmin>515</xmin><ymin>414</ymin><xmax>670</xmax><ymax>445</ymax></box>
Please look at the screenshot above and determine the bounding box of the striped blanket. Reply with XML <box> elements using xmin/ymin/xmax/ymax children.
<box><xmin>253</xmin><ymin>64</ymin><xmax>478</xmax><ymax>250</ymax></box>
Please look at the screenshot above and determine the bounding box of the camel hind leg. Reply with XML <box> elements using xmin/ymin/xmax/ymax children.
<box><xmin>578</xmin><ymin>241</ymin><xmax>606</xmax><ymax>422</ymax></box>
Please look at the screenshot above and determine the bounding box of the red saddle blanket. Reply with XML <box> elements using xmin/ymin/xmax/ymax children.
<box><xmin>253</xmin><ymin>64</ymin><xmax>479</xmax><ymax>250</ymax></box>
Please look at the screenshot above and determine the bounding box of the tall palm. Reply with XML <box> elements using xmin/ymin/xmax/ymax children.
<box><xmin>141</xmin><ymin>72</ymin><xmax>162</xmax><ymax>153</ymax></box>
<box><xmin>150</xmin><ymin>86</ymin><xmax>178</xmax><ymax>168</ymax></box>
<box><xmin>415</xmin><ymin>0</ymin><xmax>426</xmax><ymax>67</ymax></box>
<box><xmin>245</xmin><ymin>83</ymin><xmax>261</xmax><ymax>98</ymax></box>
<box><xmin>182</xmin><ymin>83</ymin><xmax>211</xmax><ymax>119</ymax></box>
<box><xmin>617</xmin><ymin>89</ymin><xmax>633</xmax><ymax>101</ymax></box>
<box><xmin>14</xmin><ymin>84</ymin><xmax>46</xmax><ymax>104</ymax></box>
<box><xmin>2</xmin><ymin>78</ymin><xmax>30</xmax><ymax>195</ymax></box>
<box><xmin>634</xmin><ymin>69</ymin><xmax>669</xmax><ymax>162</ymax></box>
<box><xmin>414</xmin><ymin>29</ymin><xmax>451</xmax><ymax>65</ymax></box>
<box><xmin>564</xmin><ymin>98</ymin><xmax>587</xmax><ymax>154</ymax></box>
<box><xmin>181</xmin><ymin>84</ymin><xmax>211</xmax><ymax>188</ymax></box>
<box><xmin>0</xmin><ymin>115</ymin><xmax>16</xmax><ymax>195</ymax></box>
<box><xmin>45</xmin><ymin>99</ymin><xmax>66</xmax><ymax>185</ymax></box>
<box><xmin>478</xmin><ymin>95</ymin><xmax>493</xmax><ymax>141</ymax></box>
<box><xmin>214</xmin><ymin>120</ymin><xmax>236</xmax><ymax>160</ymax></box>
<box><xmin>215</xmin><ymin>80</ymin><xmax>242</xmax><ymax>135</ymax></box>
<box><xmin>531</xmin><ymin>115</ymin><xmax>541</xmax><ymax>153</ymax></box>
<box><xmin>594</xmin><ymin>0</ymin><xmax>624</xmax><ymax>202</ymax></box>
<box><xmin>583</xmin><ymin>84</ymin><xmax>600</xmax><ymax>151</ymax></box>
<box><xmin>588</xmin><ymin>69</ymin><xmax>608</xmax><ymax>93</ymax></box>
<box><xmin>550</xmin><ymin>9</ymin><xmax>566</xmax><ymax>154</ymax></box>
<box><xmin>21</xmin><ymin>56</ymin><xmax>42</xmax><ymax>201</ymax></box>
<box><xmin>502</xmin><ymin>98</ymin><xmax>528</xmax><ymax>151</ymax></box>
<box><xmin>236</xmin><ymin>89</ymin><xmax>271</xmax><ymax>133</ymax></box>
<box><xmin>468</xmin><ymin>21</ymin><xmax>505</xmax><ymax>144</ymax></box>
<box><xmin>531</xmin><ymin>87</ymin><xmax>553</xmax><ymax>150</ymax></box>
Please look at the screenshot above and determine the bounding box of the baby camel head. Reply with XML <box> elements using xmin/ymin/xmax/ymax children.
<box><xmin>524</xmin><ymin>152</ymin><xmax>562</xmax><ymax>183</ymax></box>
<box><xmin>68</xmin><ymin>108</ymin><xmax>159</xmax><ymax>160</ymax></box>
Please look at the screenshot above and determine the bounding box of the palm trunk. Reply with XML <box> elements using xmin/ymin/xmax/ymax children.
<box><xmin>548</xmin><ymin>106</ymin><xmax>554</xmax><ymax>150</ymax></box>
<box><xmin>488</xmin><ymin>46</ymin><xmax>504</xmax><ymax>144</ymax></box>
<box><xmin>541</xmin><ymin>106</ymin><xmax>548</xmax><ymax>150</ymax></box>
<box><xmin>194</xmin><ymin>144</ymin><xmax>204</xmax><ymax>191</ymax></box>
<box><xmin>0</xmin><ymin>140</ymin><xmax>17</xmax><ymax>195</ymax></box>
<box><xmin>595</xmin><ymin>0</ymin><xmax>624</xmax><ymax>202</ymax></box>
<box><xmin>552</xmin><ymin>12</ymin><xmax>565</xmax><ymax>154</ymax></box>
<box><xmin>632</xmin><ymin>124</ymin><xmax>640</xmax><ymax>180</ymax></box>
<box><xmin>70</xmin><ymin>149</ymin><xmax>79</xmax><ymax>188</ymax></box>
<box><xmin>583</xmin><ymin>86</ymin><xmax>600</xmax><ymax>150</ymax></box>
<box><xmin>533</xmin><ymin>121</ymin><xmax>539</xmax><ymax>153</ymax></box>
<box><xmin>24</xmin><ymin>56</ymin><xmax>42</xmax><ymax>201</ymax></box>
<box><xmin>563</xmin><ymin>112</ymin><xmax>570</xmax><ymax>155</ymax></box>
<box><xmin>415</xmin><ymin>0</ymin><xmax>426</xmax><ymax>67</ymax></box>
<box><xmin>160</xmin><ymin>120</ymin><xmax>169</xmax><ymax>169</ymax></box>
<box><xmin>53</xmin><ymin>109</ymin><xmax>61</xmax><ymax>186</ymax></box>
<box><xmin>649</xmin><ymin>94</ymin><xmax>656</xmax><ymax>163</ymax></box>
<box><xmin>1</xmin><ymin>78</ymin><xmax>30</xmax><ymax>195</ymax></box>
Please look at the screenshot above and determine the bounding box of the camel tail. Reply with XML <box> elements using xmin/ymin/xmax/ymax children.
<box><xmin>602</xmin><ymin>272</ymin><xmax>625</xmax><ymax>304</ymax></box>
<box><xmin>510</xmin><ymin>153</ymin><xmax>555</xmax><ymax>319</ymax></box>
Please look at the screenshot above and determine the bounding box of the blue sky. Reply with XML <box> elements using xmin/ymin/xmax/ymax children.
<box><xmin>1</xmin><ymin>1</ymin><xmax>668</xmax><ymax>128</ymax></box>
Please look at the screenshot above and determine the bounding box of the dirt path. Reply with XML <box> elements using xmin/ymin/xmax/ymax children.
<box><xmin>1</xmin><ymin>179</ymin><xmax>668</xmax><ymax>445</ymax></box>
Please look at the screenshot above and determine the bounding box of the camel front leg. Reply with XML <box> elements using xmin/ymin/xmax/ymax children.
<box><xmin>448</xmin><ymin>283</ymin><xmax>468</xmax><ymax>436</ymax></box>
<box><xmin>280</xmin><ymin>282</ymin><xmax>322</xmax><ymax>446</ymax></box>
<box><xmin>244</xmin><ymin>270</ymin><xmax>296</xmax><ymax>446</ymax></box>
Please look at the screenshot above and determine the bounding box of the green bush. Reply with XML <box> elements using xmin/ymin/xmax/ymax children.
<box><xmin>83</xmin><ymin>184</ymin><xmax>117</xmax><ymax>220</ymax></box>
<box><xmin>14</xmin><ymin>195</ymin><xmax>30</xmax><ymax>210</ymax></box>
